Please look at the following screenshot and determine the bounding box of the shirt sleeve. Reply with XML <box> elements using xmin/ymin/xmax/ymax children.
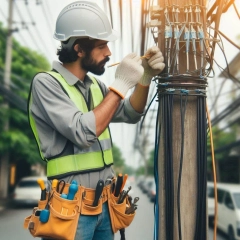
<box><xmin>30</xmin><ymin>73</ymin><xmax>97</xmax><ymax>150</ymax></box>
<box><xmin>96</xmin><ymin>80</ymin><xmax>144</xmax><ymax>123</ymax></box>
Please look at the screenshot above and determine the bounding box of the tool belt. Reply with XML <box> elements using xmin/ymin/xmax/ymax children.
<box><xmin>107</xmin><ymin>187</ymin><xmax>136</xmax><ymax>233</ymax></box>
<box><xmin>23</xmin><ymin>180</ymin><xmax>136</xmax><ymax>240</ymax></box>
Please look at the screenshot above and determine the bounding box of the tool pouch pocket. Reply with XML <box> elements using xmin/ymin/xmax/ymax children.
<box><xmin>80</xmin><ymin>187</ymin><xmax>103</xmax><ymax>215</ymax></box>
<box><xmin>107</xmin><ymin>188</ymin><xmax>136</xmax><ymax>233</ymax></box>
<box><xmin>24</xmin><ymin>185</ymin><xmax>83</xmax><ymax>240</ymax></box>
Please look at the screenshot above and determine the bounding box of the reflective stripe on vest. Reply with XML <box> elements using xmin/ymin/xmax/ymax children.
<box><xmin>28</xmin><ymin>71</ymin><xmax>113</xmax><ymax>178</ymax></box>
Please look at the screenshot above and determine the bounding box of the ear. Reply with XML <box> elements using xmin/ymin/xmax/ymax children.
<box><xmin>74</xmin><ymin>44</ymin><xmax>85</xmax><ymax>58</ymax></box>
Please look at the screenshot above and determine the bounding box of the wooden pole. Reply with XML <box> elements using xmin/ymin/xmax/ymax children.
<box><xmin>154</xmin><ymin>0</ymin><xmax>208</xmax><ymax>239</ymax></box>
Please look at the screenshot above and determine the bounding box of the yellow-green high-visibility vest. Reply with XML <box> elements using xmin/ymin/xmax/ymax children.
<box><xmin>28</xmin><ymin>71</ymin><xmax>113</xmax><ymax>178</ymax></box>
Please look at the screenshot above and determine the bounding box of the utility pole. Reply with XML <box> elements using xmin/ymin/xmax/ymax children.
<box><xmin>149</xmin><ymin>0</ymin><xmax>208</xmax><ymax>239</ymax></box>
<box><xmin>0</xmin><ymin>0</ymin><xmax>14</xmax><ymax>198</ymax></box>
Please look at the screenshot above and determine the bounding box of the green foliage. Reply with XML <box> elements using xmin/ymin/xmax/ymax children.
<box><xmin>207</xmin><ymin>126</ymin><xmax>236</xmax><ymax>162</ymax></box>
<box><xmin>122</xmin><ymin>165</ymin><xmax>136</xmax><ymax>175</ymax></box>
<box><xmin>0</xmin><ymin>22</ymin><xmax>50</xmax><ymax>166</ymax></box>
<box><xmin>136</xmin><ymin>149</ymin><xmax>155</xmax><ymax>177</ymax></box>
<box><xmin>135</xmin><ymin>166</ymin><xmax>145</xmax><ymax>176</ymax></box>
<box><xmin>112</xmin><ymin>144</ymin><xmax>125</xmax><ymax>174</ymax></box>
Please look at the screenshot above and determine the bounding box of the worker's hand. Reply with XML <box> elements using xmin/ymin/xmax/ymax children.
<box><xmin>109</xmin><ymin>53</ymin><xmax>144</xmax><ymax>98</ymax></box>
<box><xmin>139</xmin><ymin>46</ymin><xmax>165</xmax><ymax>86</ymax></box>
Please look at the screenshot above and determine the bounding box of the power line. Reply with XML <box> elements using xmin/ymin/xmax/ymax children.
<box><xmin>0</xmin><ymin>68</ymin><xmax>31</xmax><ymax>90</ymax></box>
<box><xmin>24</xmin><ymin>2</ymin><xmax>53</xmax><ymax>54</ymax></box>
<box><xmin>40</xmin><ymin>1</ymin><xmax>54</xmax><ymax>39</ymax></box>
<box><xmin>14</xmin><ymin>1</ymin><xmax>42</xmax><ymax>52</ymax></box>
<box><xmin>0</xmin><ymin>6</ymin><xmax>7</xmax><ymax>21</ymax></box>
<box><xmin>207</xmin><ymin>86</ymin><xmax>240</xmax><ymax>99</ymax></box>
<box><xmin>0</xmin><ymin>84</ymin><xmax>27</xmax><ymax>112</ymax></box>
<box><xmin>42</xmin><ymin>0</ymin><xmax>55</xmax><ymax>26</ymax></box>
<box><xmin>0</xmin><ymin>30</ymin><xmax>39</xmax><ymax>66</ymax></box>
<box><xmin>211</xmin><ymin>95</ymin><xmax>240</xmax><ymax>126</ymax></box>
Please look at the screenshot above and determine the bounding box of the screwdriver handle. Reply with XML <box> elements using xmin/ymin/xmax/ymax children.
<box><xmin>37</xmin><ymin>178</ymin><xmax>46</xmax><ymax>190</ymax></box>
<box><xmin>52</xmin><ymin>179</ymin><xmax>58</xmax><ymax>189</ymax></box>
<box><xmin>37</xmin><ymin>178</ymin><xmax>46</xmax><ymax>200</ymax></box>
<box><xmin>120</xmin><ymin>174</ymin><xmax>128</xmax><ymax>192</ymax></box>
<box><xmin>114</xmin><ymin>174</ymin><xmax>123</xmax><ymax>197</ymax></box>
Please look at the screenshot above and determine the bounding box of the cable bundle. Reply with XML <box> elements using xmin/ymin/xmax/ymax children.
<box><xmin>194</xmin><ymin>93</ymin><xmax>207</xmax><ymax>240</ymax></box>
<box><xmin>152</xmin><ymin>79</ymin><xmax>207</xmax><ymax>240</ymax></box>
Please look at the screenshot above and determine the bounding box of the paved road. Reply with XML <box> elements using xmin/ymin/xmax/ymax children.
<box><xmin>0</xmin><ymin>184</ymin><xmax>227</xmax><ymax>240</ymax></box>
<box><xmin>125</xmin><ymin>184</ymin><xmax>227</xmax><ymax>240</ymax></box>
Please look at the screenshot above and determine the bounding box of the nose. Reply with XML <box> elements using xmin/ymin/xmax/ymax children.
<box><xmin>105</xmin><ymin>45</ymin><xmax>112</xmax><ymax>57</ymax></box>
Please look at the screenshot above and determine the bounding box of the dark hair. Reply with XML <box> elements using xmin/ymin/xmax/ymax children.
<box><xmin>57</xmin><ymin>38</ymin><xmax>97</xmax><ymax>63</ymax></box>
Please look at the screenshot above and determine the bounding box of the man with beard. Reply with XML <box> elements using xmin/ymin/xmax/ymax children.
<box><xmin>28</xmin><ymin>1</ymin><xmax>165</xmax><ymax>240</ymax></box>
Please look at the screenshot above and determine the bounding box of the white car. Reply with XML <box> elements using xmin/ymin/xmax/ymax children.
<box><xmin>215</xmin><ymin>183</ymin><xmax>240</xmax><ymax>240</ymax></box>
<box><xmin>12</xmin><ymin>176</ymin><xmax>48</xmax><ymax>206</ymax></box>
<box><xmin>207</xmin><ymin>181</ymin><xmax>215</xmax><ymax>224</ymax></box>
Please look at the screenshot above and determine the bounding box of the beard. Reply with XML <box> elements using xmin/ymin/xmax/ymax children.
<box><xmin>81</xmin><ymin>52</ymin><xmax>110</xmax><ymax>76</ymax></box>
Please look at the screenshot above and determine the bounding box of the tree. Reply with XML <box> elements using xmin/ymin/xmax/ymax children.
<box><xmin>112</xmin><ymin>144</ymin><xmax>125</xmax><ymax>174</ymax></box>
<box><xmin>207</xmin><ymin>125</ymin><xmax>237</xmax><ymax>181</ymax></box>
<box><xmin>136</xmin><ymin>148</ymin><xmax>155</xmax><ymax>176</ymax></box>
<box><xmin>0</xmin><ymin>22</ymin><xmax>50</xmax><ymax>169</ymax></box>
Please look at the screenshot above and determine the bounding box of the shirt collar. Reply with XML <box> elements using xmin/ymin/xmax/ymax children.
<box><xmin>52</xmin><ymin>61</ymin><xmax>93</xmax><ymax>86</ymax></box>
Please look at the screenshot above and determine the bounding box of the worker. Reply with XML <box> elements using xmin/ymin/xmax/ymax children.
<box><xmin>28</xmin><ymin>1</ymin><xmax>165</xmax><ymax>240</ymax></box>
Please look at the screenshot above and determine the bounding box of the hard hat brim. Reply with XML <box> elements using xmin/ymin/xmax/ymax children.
<box><xmin>53</xmin><ymin>29</ymin><xmax>119</xmax><ymax>42</ymax></box>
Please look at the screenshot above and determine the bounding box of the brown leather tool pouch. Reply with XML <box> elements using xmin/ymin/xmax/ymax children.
<box><xmin>80</xmin><ymin>187</ymin><xmax>107</xmax><ymax>215</ymax></box>
<box><xmin>107</xmin><ymin>187</ymin><xmax>136</xmax><ymax>233</ymax></box>
<box><xmin>24</xmin><ymin>184</ymin><xmax>83</xmax><ymax>240</ymax></box>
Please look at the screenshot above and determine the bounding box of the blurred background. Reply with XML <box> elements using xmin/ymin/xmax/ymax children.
<box><xmin>0</xmin><ymin>0</ymin><xmax>239</xmax><ymax>239</ymax></box>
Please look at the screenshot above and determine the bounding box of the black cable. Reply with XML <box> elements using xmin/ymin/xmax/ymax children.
<box><xmin>153</xmin><ymin>91</ymin><xmax>161</xmax><ymax>240</ymax></box>
<box><xmin>139</xmin><ymin>91</ymin><xmax>158</xmax><ymax>133</ymax></box>
<box><xmin>195</xmin><ymin>95</ymin><xmax>201</xmax><ymax>239</ymax></box>
<box><xmin>119</xmin><ymin>228</ymin><xmax>125</xmax><ymax>240</ymax></box>
<box><xmin>194</xmin><ymin>94</ymin><xmax>207</xmax><ymax>240</ymax></box>
<box><xmin>157</xmin><ymin>87</ymin><xmax>207</xmax><ymax>240</ymax></box>
<box><xmin>163</xmin><ymin>92</ymin><xmax>174</xmax><ymax>240</ymax></box>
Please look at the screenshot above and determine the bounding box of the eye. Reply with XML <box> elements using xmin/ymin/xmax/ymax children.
<box><xmin>98</xmin><ymin>45</ymin><xmax>106</xmax><ymax>49</ymax></box>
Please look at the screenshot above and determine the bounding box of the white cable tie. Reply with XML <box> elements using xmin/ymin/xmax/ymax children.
<box><xmin>159</xmin><ymin>82</ymin><xmax>169</xmax><ymax>86</ymax></box>
<box><xmin>166</xmin><ymin>88</ymin><xmax>175</xmax><ymax>93</ymax></box>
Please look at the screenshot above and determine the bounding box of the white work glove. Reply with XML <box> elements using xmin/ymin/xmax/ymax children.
<box><xmin>139</xmin><ymin>46</ymin><xmax>165</xmax><ymax>86</ymax></box>
<box><xmin>109</xmin><ymin>53</ymin><xmax>144</xmax><ymax>98</ymax></box>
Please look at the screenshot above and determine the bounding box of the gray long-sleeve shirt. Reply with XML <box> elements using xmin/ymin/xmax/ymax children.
<box><xmin>30</xmin><ymin>61</ymin><xmax>142</xmax><ymax>188</ymax></box>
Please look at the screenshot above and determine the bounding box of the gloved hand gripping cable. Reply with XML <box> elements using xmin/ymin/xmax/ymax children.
<box><xmin>139</xmin><ymin>46</ymin><xmax>165</xmax><ymax>87</ymax></box>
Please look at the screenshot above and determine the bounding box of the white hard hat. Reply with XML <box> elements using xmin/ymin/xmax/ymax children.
<box><xmin>53</xmin><ymin>1</ymin><xmax>119</xmax><ymax>43</ymax></box>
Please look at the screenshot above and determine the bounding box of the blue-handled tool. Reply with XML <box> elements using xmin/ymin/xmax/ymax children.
<box><xmin>61</xmin><ymin>193</ymin><xmax>68</xmax><ymax>199</ymax></box>
<box><xmin>71</xmin><ymin>180</ymin><xmax>78</xmax><ymax>185</ymax></box>
<box><xmin>67</xmin><ymin>181</ymin><xmax>78</xmax><ymax>200</ymax></box>
<box><xmin>39</xmin><ymin>208</ymin><xmax>50</xmax><ymax>223</ymax></box>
